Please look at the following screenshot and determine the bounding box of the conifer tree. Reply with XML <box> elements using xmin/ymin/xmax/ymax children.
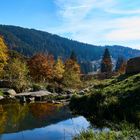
<box><xmin>70</xmin><ymin>51</ymin><xmax>77</xmax><ymax>62</ymax></box>
<box><xmin>115</xmin><ymin>57</ymin><xmax>125</xmax><ymax>71</ymax></box>
<box><xmin>115</xmin><ymin>56</ymin><xmax>126</xmax><ymax>74</ymax></box>
<box><xmin>101</xmin><ymin>48</ymin><xmax>112</xmax><ymax>73</ymax></box>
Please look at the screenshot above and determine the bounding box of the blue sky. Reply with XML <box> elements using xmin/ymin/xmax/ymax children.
<box><xmin>0</xmin><ymin>0</ymin><xmax>140</xmax><ymax>49</ymax></box>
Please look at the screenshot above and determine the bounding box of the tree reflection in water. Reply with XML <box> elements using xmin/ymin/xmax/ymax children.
<box><xmin>0</xmin><ymin>102</ymin><xmax>71</xmax><ymax>134</ymax></box>
<box><xmin>29</xmin><ymin>103</ymin><xmax>62</xmax><ymax>120</ymax></box>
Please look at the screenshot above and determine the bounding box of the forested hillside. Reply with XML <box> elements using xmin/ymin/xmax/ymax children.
<box><xmin>0</xmin><ymin>25</ymin><xmax>140</xmax><ymax>61</ymax></box>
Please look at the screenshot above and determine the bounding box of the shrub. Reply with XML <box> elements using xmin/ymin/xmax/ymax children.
<box><xmin>32</xmin><ymin>84</ymin><xmax>44</xmax><ymax>91</ymax></box>
<box><xmin>0</xmin><ymin>90</ymin><xmax>3</xmax><ymax>96</ymax></box>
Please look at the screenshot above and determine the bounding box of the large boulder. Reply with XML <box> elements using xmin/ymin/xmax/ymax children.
<box><xmin>126</xmin><ymin>57</ymin><xmax>140</xmax><ymax>74</ymax></box>
<box><xmin>1</xmin><ymin>88</ymin><xmax>16</xmax><ymax>96</ymax></box>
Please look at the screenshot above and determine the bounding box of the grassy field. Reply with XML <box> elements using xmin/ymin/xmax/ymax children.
<box><xmin>70</xmin><ymin>73</ymin><xmax>140</xmax><ymax>127</ymax></box>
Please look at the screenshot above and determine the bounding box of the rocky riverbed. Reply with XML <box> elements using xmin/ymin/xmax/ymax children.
<box><xmin>0</xmin><ymin>88</ymin><xmax>74</xmax><ymax>104</ymax></box>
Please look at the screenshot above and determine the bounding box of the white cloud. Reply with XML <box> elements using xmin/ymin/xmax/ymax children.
<box><xmin>106</xmin><ymin>9</ymin><xmax>140</xmax><ymax>15</ymax></box>
<box><xmin>105</xmin><ymin>17</ymin><xmax>140</xmax><ymax>41</ymax></box>
<box><xmin>51</xmin><ymin>0</ymin><xmax>140</xmax><ymax>50</ymax></box>
<box><xmin>56</xmin><ymin>0</ymin><xmax>95</xmax><ymax>24</ymax></box>
<box><xmin>55</xmin><ymin>0</ymin><xmax>114</xmax><ymax>23</ymax></box>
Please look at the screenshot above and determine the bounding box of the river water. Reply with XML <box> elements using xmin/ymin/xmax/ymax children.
<box><xmin>0</xmin><ymin>102</ymin><xmax>91</xmax><ymax>140</ymax></box>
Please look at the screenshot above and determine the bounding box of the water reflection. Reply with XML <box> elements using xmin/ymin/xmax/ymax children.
<box><xmin>0</xmin><ymin>102</ymin><xmax>90</xmax><ymax>140</ymax></box>
<box><xmin>1</xmin><ymin>116</ymin><xmax>89</xmax><ymax>140</ymax></box>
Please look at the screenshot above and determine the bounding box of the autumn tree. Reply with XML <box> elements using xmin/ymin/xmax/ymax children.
<box><xmin>0</xmin><ymin>36</ymin><xmax>9</xmax><ymax>78</ymax></box>
<box><xmin>46</xmin><ymin>55</ymin><xmax>55</xmax><ymax>81</ymax></box>
<box><xmin>115</xmin><ymin>57</ymin><xmax>127</xmax><ymax>74</ymax></box>
<box><xmin>9</xmin><ymin>50</ymin><xmax>26</xmax><ymax>61</ymax></box>
<box><xmin>101</xmin><ymin>48</ymin><xmax>112</xmax><ymax>73</ymax></box>
<box><xmin>63</xmin><ymin>59</ymin><xmax>81</xmax><ymax>88</ymax></box>
<box><xmin>53</xmin><ymin>57</ymin><xmax>65</xmax><ymax>82</ymax></box>
<box><xmin>4</xmin><ymin>58</ymin><xmax>29</xmax><ymax>92</ymax></box>
<box><xmin>119</xmin><ymin>61</ymin><xmax>127</xmax><ymax>74</ymax></box>
<box><xmin>28</xmin><ymin>53</ymin><xmax>54</xmax><ymax>82</ymax></box>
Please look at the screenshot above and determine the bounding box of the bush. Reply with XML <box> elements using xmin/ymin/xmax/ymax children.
<box><xmin>0</xmin><ymin>90</ymin><xmax>3</xmax><ymax>96</ymax></box>
<box><xmin>46</xmin><ymin>84</ymin><xmax>56</xmax><ymax>93</ymax></box>
<box><xmin>32</xmin><ymin>84</ymin><xmax>44</xmax><ymax>91</ymax></box>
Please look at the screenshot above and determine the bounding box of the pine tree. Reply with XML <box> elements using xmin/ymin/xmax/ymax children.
<box><xmin>101</xmin><ymin>48</ymin><xmax>112</xmax><ymax>73</ymax></box>
<box><xmin>70</xmin><ymin>51</ymin><xmax>77</xmax><ymax>62</ymax></box>
<box><xmin>115</xmin><ymin>56</ymin><xmax>126</xmax><ymax>74</ymax></box>
<box><xmin>115</xmin><ymin>57</ymin><xmax>125</xmax><ymax>71</ymax></box>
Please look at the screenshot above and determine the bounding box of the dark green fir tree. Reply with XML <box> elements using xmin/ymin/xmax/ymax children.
<box><xmin>115</xmin><ymin>56</ymin><xmax>125</xmax><ymax>72</ymax></box>
<box><xmin>70</xmin><ymin>50</ymin><xmax>77</xmax><ymax>62</ymax></box>
<box><xmin>101</xmin><ymin>48</ymin><xmax>112</xmax><ymax>73</ymax></box>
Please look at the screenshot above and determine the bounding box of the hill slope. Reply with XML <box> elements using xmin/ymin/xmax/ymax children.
<box><xmin>70</xmin><ymin>73</ymin><xmax>140</xmax><ymax>126</ymax></box>
<box><xmin>0</xmin><ymin>25</ymin><xmax>140</xmax><ymax>61</ymax></box>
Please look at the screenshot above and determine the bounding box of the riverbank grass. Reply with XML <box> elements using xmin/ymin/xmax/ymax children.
<box><xmin>70</xmin><ymin>73</ymin><xmax>140</xmax><ymax>127</ymax></box>
<box><xmin>73</xmin><ymin>122</ymin><xmax>140</xmax><ymax>140</ymax></box>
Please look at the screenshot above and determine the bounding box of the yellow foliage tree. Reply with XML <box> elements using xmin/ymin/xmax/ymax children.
<box><xmin>0</xmin><ymin>36</ymin><xmax>8</xmax><ymax>77</ymax></box>
<box><xmin>53</xmin><ymin>58</ymin><xmax>65</xmax><ymax>82</ymax></box>
<box><xmin>5</xmin><ymin>58</ymin><xmax>29</xmax><ymax>92</ymax></box>
<box><xmin>63</xmin><ymin>59</ymin><xmax>81</xmax><ymax>88</ymax></box>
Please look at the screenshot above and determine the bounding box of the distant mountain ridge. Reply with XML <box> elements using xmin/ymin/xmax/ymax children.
<box><xmin>0</xmin><ymin>25</ymin><xmax>140</xmax><ymax>61</ymax></box>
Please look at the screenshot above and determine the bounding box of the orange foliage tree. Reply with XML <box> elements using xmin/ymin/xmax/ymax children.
<box><xmin>28</xmin><ymin>53</ymin><xmax>54</xmax><ymax>82</ymax></box>
<box><xmin>118</xmin><ymin>61</ymin><xmax>127</xmax><ymax>74</ymax></box>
